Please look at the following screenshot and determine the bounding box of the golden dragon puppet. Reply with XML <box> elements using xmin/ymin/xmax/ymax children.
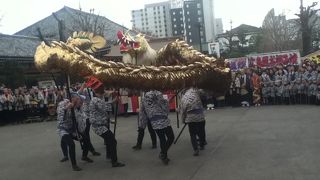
<box><xmin>34</xmin><ymin>31</ymin><xmax>231</xmax><ymax>95</ymax></box>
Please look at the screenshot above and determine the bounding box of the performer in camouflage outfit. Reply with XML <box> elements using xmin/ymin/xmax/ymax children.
<box><xmin>132</xmin><ymin>92</ymin><xmax>158</xmax><ymax>150</ymax></box>
<box><xmin>57</xmin><ymin>93</ymin><xmax>86</xmax><ymax>171</ymax></box>
<box><xmin>89</xmin><ymin>85</ymin><xmax>125</xmax><ymax>168</ymax></box>
<box><xmin>180</xmin><ymin>87</ymin><xmax>207</xmax><ymax>156</ymax></box>
<box><xmin>139</xmin><ymin>90</ymin><xmax>174</xmax><ymax>165</ymax></box>
<box><xmin>78</xmin><ymin>85</ymin><xmax>101</xmax><ymax>156</ymax></box>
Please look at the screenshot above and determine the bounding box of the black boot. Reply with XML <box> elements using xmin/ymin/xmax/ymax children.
<box><xmin>132</xmin><ymin>145</ymin><xmax>142</xmax><ymax>150</ymax></box>
<box><xmin>60</xmin><ymin>157</ymin><xmax>69</xmax><ymax>162</ymax></box>
<box><xmin>193</xmin><ymin>149</ymin><xmax>200</xmax><ymax>156</ymax></box>
<box><xmin>81</xmin><ymin>157</ymin><xmax>94</xmax><ymax>163</ymax></box>
<box><xmin>91</xmin><ymin>151</ymin><xmax>101</xmax><ymax>156</ymax></box>
<box><xmin>112</xmin><ymin>161</ymin><xmax>125</xmax><ymax>167</ymax></box>
<box><xmin>72</xmin><ymin>165</ymin><xmax>82</xmax><ymax>171</ymax></box>
<box><xmin>159</xmin><ymin>153</ymin><xmax>170</xmax><ymax>165</ymax></box>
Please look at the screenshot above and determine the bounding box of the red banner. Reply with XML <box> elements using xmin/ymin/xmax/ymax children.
<box><xmin>248</xmin><ymin>50</ymin><xmax>301</xmax><ymax>68</ymax></box>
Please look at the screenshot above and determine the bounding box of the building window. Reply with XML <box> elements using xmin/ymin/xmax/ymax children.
<box><xmin>189</xmin><ymin>32</ymin><xmax>192</xmax><ymax>35</ymax></box>
<box><xmin>186</xmin><ymin>4</ymin><xmax>189</xmax><ymax>8</ymax></box>
<box><xmin>180</xmin><ymin>11</ymin><xmax>182</xmax><ymax>14</ymax></box>
<box><xmin>197</xmin><ymin>3</ymin><xmax>201</xmax><ymax>8</ymax></box>
<box><xmin>198</xmin><ymin>17</ymin><xmax>202</xmax><ymax>22</ymax></box>
<box><xmin>175</xmin><ymin>30</ymin><xmax>178</xmax><ymax>34</ymax></box>
<box><xmin>188</xmin><ymin>25</ymin><xmax>191</xmax><ymax>29</ymax></box>
<box><xmin>181</xmin><ymin>24</ymin><xmax>183</xmax><ymax>27</ymax></box>
<box><xmin>181</xmin><ymin>30</ymin><xmax>184</xmax><ymax>33</ymax></box>
<box><xmin>173</xmin><ymin>18</ymin><xmax>176</xmax><ymax>22</ymax></box>
<box><xmin>180</xmin><ymin>17</ymin><xmax>183</xmax><ymax>21</ymax></box>
<box><xmin>173</xmin><ymin>12</ymin><xmax>176</xmax><ymax>15</ymax></box>
<box><xmin>187</xmin><ymin>11</ymin><xmax>190</xmax><ymax>15</ymax></box>
<box><xmin>188</xmin><ymin>18</ymin><xmax>190</xmax><ymax>22</ymax></box>
<box><xmin>198</xmin><ymin>10</ymin><xmax>202</xmax><ymax>15</ymax></box>
<box><xmin>190</xmin><ymin>39</ymin><xmax>192</xmax><ymax>42</ymax></box>
<box><xmin>174</xmin><ymin>24</ymin><xmax>177</xmax><ymax>28</ymax></box>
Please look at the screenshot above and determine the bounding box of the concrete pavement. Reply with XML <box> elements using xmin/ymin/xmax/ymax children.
<box><xmin>0</xmin><ymin>105</ymin><xmax>320</xmax><ymax>180</ymax></box>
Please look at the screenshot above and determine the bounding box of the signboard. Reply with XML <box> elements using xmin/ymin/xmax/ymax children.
<box><xmin>226</xmin><ymin>57</ymin><xmax>248</xmax><ymax>71</ymax></box>
<box><xmin>38</xmin><ymin>80</ymin><xmax>56</xmax><ymax>89</ymax></box>
<box><xmin>208</xmin><ymin>42</ymin><xmax>220</xmax><ymax>58</ymax></box>
<box><xmin>247</xmin><ymin>50</ymin><xmax>301</xmax><ymax>68</ymax></box>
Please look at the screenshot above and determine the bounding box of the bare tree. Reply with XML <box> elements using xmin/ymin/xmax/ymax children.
<box><xmin>296</xmin><ymin>0</ymin><xmax>320</xmax><ymax>55</ymax></box>
<box><xmin>72</xmin><ymin>8</ymin><xmax>109</xmax><ymax>36</ymax></box>
<box><xmin>262</xmin><ymin>9</ymin><xmax>301</xmax><ymax>52</ymax></box>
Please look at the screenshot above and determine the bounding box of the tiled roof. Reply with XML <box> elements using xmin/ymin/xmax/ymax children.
<box><xmin>14</xmin><ymin>6</ymin><xmax>131</xmax><ymax>42</ymax></box>
<box><xmin>0</xmin><ymin>34</ymin><xmax>42</xmax><ymax>57</ymax></box>
<box><xmin>1</xmin><ymin>6</ymin><xmax>133</xmax><ymax>57</ymax></box>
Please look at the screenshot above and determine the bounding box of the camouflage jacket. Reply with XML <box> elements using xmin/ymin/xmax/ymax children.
<box><xmin>139</xmin><ymin>90</ymin><xmax>171</xmax><ymax>130</ymax></box>
<box><xmin>57</xmin><ymin>99</ymin><xmax>74</xmax><ymax>137</ymax></box>
<box><xmin>89</xmin><ymin>96</ymin><xmax>112</xmax><ymax>136</ymax></box>
<box><xmin>180</xmin><ymin>88</ymin><xmax>205</xmax><ymax>123</ymax></box>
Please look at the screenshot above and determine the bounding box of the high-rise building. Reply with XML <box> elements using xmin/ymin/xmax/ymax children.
<box><xmin>170</xmin><ymin>0</ymin><xmax>184</xmax><ymax>8</ymax></box>
<box><xmin>170</xmin><ymin>8</ymin><xmax>184</xmax><ymax>36</ymax></box>
<box><xmin>170</xmin><ymin>0</ymin><xmax>216</xmax><ymax>51</ymax></box>
<box><xmin>202</xmin><ymin>0</ymin><xmax>215</xmax><ymax>42</ymax></box>
<box><xmin>131</xmin><ymin>1</ymin><xmax>172</xmax><ymax>38</ymax></box>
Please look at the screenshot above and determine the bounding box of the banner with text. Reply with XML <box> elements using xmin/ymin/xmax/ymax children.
<box><xmin>247</xmin><ymin>50</ymin><xmax>301</xmax><ymax>68</ymax></box>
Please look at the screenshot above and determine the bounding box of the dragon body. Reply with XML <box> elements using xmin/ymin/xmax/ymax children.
<box><xmin>35</xmin><ymin>31</ymin><xmax>231</xmax><ymax>95</ymax></box>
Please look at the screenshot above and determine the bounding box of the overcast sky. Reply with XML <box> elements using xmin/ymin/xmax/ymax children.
<box><xmin>0</xmin><ymin>0</ymin><xmax>319</xmax><ymax>35</ymax></box>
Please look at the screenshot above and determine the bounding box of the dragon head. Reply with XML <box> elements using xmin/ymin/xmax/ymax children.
<box><xmin>117</xmin><ymin>31</ymin><xmax>156</xmax><ymax>65</ymax></box>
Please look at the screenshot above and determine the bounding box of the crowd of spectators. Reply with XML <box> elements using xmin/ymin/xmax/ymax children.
<box><xmin>227</xmin><ymin>60</ymin><xmax>320</xmax><ymax>107</ymax></box>
<box><xmin>0</xmin><ymin>83</ymin><xmax>129</xmax><ymax>125</ymax></box>
<box><xmin>0</xmin><ymin>84</ymin><xmax>66</xmax><ymax>125</ymax></box>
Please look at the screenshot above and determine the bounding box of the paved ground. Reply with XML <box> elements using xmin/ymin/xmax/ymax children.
<box><xmin>0</xmin><ymin>105</ymin><xmax>320</xmax><ymax>180</ymax></box>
